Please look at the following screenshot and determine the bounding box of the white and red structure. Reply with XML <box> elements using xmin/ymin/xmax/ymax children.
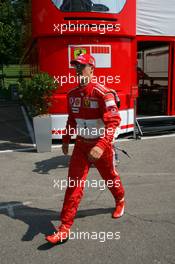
<box><xmin>26</xmin><ymin>0</ymin><xmax>175</xmax><ymax>138</ymax></box>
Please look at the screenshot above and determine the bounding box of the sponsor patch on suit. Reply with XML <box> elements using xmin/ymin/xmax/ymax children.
<box><xmin>90</xmin><ymin>101</ymin><xmax>99</xmax><ymax>108</ymax></box>
<box><xmin>70</xmin><ymin>97</ymin><xmax>81</xmax><ymax>107</ymax></box>
<box><xmin>83</xmin><ymin>98</ymin><xmax>91</xmax><ymax>108</ymax></box>
<box><xmin>105</xmin><ymin>100</ymin><xmax>116</xmax><ymax>107</ymax></box>
<box><xmin>72</xmin><ymin>107</ymin><xmax>79</xmax><ymax>113</ymax></box>
<box><xmin>83</xmin><ymin>98</ymin><xmax>99</xmax><ymax>108</ymax></box>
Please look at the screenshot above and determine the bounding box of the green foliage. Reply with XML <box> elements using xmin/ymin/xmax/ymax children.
<box><xmin>19</xmin><ymin>72</ymin><xmax>58</xmax><ymax>116</ymax></box>
<box><xmin>0</xmin><ymin>0</ymin><xmax>27</xmax><ymax>65</ymax></box>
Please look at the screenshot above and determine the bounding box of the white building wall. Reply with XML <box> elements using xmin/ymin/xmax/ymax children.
<box><xmin>137</xmin><ymin>0</ymin><xmax>175</xmax><ymax>36</ymax></box>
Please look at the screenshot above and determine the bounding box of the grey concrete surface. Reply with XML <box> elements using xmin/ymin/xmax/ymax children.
<box><xmin>0</xmin><ymin>136</ymin><xmax>175</xmax><ymax>264</ymax></box>
<box><xmin>0</xmin><ymin>102</ymin><xmax>33</xmax><ymax>151</ymax></box>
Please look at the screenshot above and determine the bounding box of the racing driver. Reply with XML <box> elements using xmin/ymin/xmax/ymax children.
<box><xmin>45</xmin><ymin>53</ymin><xmax>125</xmax><ymax>244</ymax></box>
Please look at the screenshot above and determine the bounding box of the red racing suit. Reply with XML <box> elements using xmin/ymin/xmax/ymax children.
<box><xmin>61</xmin><ymin>81</ymin><xmax>125</xmax><ymax>228</ymax></box>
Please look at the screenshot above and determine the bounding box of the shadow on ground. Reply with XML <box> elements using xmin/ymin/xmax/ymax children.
<box><xmin>0</xmin><ymin>201</ymin><xmax>114</xmax><ymax>244</ymax></box>
<box><xmin>33</xmin><ymin>155</ymin><xmax>71</xmax><ymax>173</ymax></box>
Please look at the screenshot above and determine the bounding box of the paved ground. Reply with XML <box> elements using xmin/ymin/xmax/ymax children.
<box><xmin>0</xmin><ymin>102</ymin><xmax>33</xmax><ymax>151</ymax></box>
<box><xmin>0</xmin><ymin>135</ymin><xmax>175</xmax><ymax>264</ymax></box>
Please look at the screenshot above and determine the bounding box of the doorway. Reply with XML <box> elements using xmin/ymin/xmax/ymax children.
<box><xmin>137</xmin><ymin>41</ymin><xmax>169</xmax><ymax>116</ymax></box>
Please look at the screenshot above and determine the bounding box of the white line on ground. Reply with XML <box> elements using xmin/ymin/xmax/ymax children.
<box><xmin>0</xmin><ymin>147</ymin><xmax>36</xmax><ymax>153</ymax></box>
<box><xmin>122</xmin><ymin>172</ymin><xmax>175</xmax><ymax>175</ymax></box>
<box><xmin>51</xmin><ymin>133</ymin><xmax>175</xmax><ymax>145</ymax></box>
<box><xmin>0</xmin><ymin>201</ymin><xmax>32</xmax><ymax>210</ymax></box>
<box><xmin>0</xmin><ymin>201</ymin><xmax>32</xmax><ymax>218</ymax></box>
<box><xmin>0</xmin><ymin>193</ymin><xmax>64</xmax><ymax>200</ymax></box>
<box><xmin>141</xmin><ymin>133</ymin><xmax>175</xmax><ymax>140</ymax></box>
<box><xmin>0</xmin><ymin>133</ymin><xmax>175</xmax><ymax>153</ymax></box>
<box><xmin>116</xmin><ymin>133</ymin><xmax>175</xmax><ymax>142</ymax></box>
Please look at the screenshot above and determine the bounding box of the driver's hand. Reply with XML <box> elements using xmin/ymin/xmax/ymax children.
<box><xmin>62</xmin><ymin>143</ymin><xmax>69</xmax><ymax>155</ymax></box>
<box><xmin>88</xmin><ymin>146</ymin><xmax>104</xmax><ymax>162</ymax></box>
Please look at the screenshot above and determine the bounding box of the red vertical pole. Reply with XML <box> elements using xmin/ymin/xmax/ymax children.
<box><xmin>167</xmin><ymin>42</ymin><xmax>172</xmax><ymax>115</ymax></box>
<box><xmin>167</xmin><ymin>41</ymin><xmax>175</xmax><ymax>115</ymax></box>
<box><xmin>167</xmin><ymin>41</ymin><xmax>175</xmax><ymax>116</ymax></box>
<box><xmin>171</xmin><ymin>42</ymin><xmax>175</xmax><ymax>115</ymax></box>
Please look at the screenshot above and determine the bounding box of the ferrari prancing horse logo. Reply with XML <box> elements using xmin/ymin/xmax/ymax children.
<box><xmin>83</xmin><ymin>98</ymin><xmax>91</xmax><ymax>108</ymax></box>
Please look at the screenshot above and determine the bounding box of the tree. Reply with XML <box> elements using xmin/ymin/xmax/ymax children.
<box><xmin>0</xmin><ymin>0</ymin><xmax>28</xmax><ymax>88</ymax></box>
<box><xmin>0</xmin><ymin>0</ymin><xmax>28</xmax><ymax>65</ymax></box>
<box><xmin>0</xmin><ymin>1</ymin><xmax>16</xmax><ymax>65</ymax></box>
